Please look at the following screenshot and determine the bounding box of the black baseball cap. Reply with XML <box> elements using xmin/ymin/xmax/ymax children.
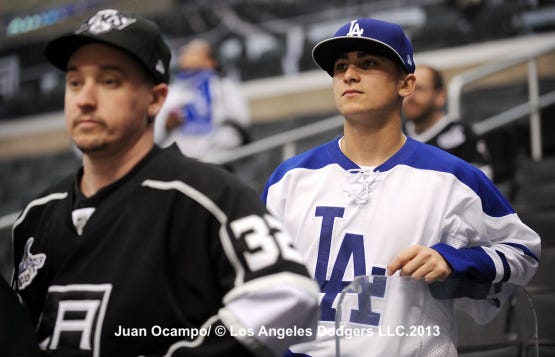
<box><xmin>313</xmin><ymin>18</ymin><xmax>415</xmax><ymax>76</ymax></box>
<box><xmin>44</xmin><ymin>9</ymin><xmax>171</xmax><ymax>84</ymax></box>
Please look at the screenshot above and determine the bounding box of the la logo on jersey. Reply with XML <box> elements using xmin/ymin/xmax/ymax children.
<box><xmin>77</xmin><ymin>9</ymin><xmax>137</xmax><ymax>35</ymax></box>
<box><xmin>346</xmin><ymin>20</ymin><xmax>364</xmax><ymax>37</ymax></box>
<box><xmin>314</xmin><ymin>206</ymin><xmax>387</xmax><ymax>326</ymax></box>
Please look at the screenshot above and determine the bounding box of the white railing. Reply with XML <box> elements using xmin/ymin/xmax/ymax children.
<box><xmin>209</xmin><ymin>114</ymin><xmax>343</xmax><ymax>165</ymax></box>
<box><xmin>448</xmin><ymin>42</ymin><xmax>555</xmax><ymax>161</ymax></box>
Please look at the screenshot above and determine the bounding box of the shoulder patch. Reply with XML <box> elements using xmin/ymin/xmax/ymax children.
<box><xmin>18</xmin><ymin>237</ymin><xmax>46</xmax><ymax>290</ymax></box>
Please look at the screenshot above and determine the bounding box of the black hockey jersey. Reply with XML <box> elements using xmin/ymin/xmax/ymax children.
<box><xmin>0</xmin><ymin>278</ymin><xmax>41</xmax><ymax>357</ymax></box>
<box><xmin>12</xmin><ymin>145</ymin><xmax>319</xmax><ymax>356</ymax></box>
<box><xmin>404</xmin><ymin>116</ymin><xmax>491</xmax><ymax>170</ymax></box>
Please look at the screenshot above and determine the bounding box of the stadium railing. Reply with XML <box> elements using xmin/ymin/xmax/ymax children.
<box><xmin>448</xmin><ymin>41</ymin><xmax>555</xmax><ymax>162</ymax></box>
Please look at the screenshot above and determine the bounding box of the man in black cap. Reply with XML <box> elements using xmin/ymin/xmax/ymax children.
<box><xmin>10</xmin><ymin>9</ymin><xmax>319</xmax><ymax>356</ymax></box>
<box><xmin>262</xmin><ymin>18</ymin><xmax>539</xmax><ymax>356</ymax></box>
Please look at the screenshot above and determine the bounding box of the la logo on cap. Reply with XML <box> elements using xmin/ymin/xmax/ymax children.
<box><xmin>77</xmin><ymin>9</ymin><xmax>137</xmax><ymax>35</ymax></box>
<box><xmin>346</xmin><ymin>20</ymin><xmax>364</xmax><ymax>37</ymax></box>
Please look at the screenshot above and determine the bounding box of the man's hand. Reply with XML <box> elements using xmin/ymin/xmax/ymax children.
<box><xmin>387</xmin><ymin>245</ymin><xmax>452</xmax><ymax>283</ymax></box>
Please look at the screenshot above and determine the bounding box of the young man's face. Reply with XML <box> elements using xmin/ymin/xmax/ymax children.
<box><xmin>332</xmin><ymin>51</ymin><xmax>409</xmax><ymax>121</ymax></box>
<box><xmin>64</xmin><ymin>43</ymin><xmax>160</xmax><ymax>156</ymax></box>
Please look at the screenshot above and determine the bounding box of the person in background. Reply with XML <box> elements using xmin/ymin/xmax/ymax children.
<box><xmin>402</xmin><ymin>64</ymin><xmax>493</xmax><ymax>179</ymax></box>
<box><xmin>10</xmin><ymin>9</ymin><xmax>318</xmax><ymax>356</ymax></box>
<box><xmin>262</xmin><ymin>18</ymin><xmax>540</xmax><ymax>356</ymax></box>
<box><xmin>155</xmin><ymin>39</ymin><xmax>251</xmax><ymax>162</ymax></box>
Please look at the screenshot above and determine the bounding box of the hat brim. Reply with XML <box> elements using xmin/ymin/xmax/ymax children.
<box><xmin>44</xmin><ymin>34</ymin><xmax>103</xmax><ymax>72</ymax></box>
<box><xmin>312</xmin><ymin>36</ymin><xmax>405</xmax><ymax>76</ymax></box>
<box><xmin>43</xmin><ymin>33</ymin><xmax>163</xmax><ymax>83</ymax></box>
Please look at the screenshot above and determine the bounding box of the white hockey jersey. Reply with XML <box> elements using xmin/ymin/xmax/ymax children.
<box><xmin>262</xmin><ymin>137</ymin><xmax>540</xmax><ymax>357</ymax></box>
<box><xmin>154</xmin><ymin>70</ymin><xmax>250</xmax><ymax>161</ymax></box>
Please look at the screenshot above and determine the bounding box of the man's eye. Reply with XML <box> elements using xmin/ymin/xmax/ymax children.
<box><xmin>334</xmin><ymin>62</ymin><xmax>347</xmax><ymax>72</ymax></box>
<box><xmin>66</xmin><ymin>79</ymin><xmax>81</xmax><ymax>88</ymax></box>
<box><xmin>103</xmin><ymin>78</ymin><xmax>118</xmax><ymax>86</ymax></box>
<box><xmin>363</xmin><ymin>59</ymin><xmax>377</xmax><ymax>68</ymax></box>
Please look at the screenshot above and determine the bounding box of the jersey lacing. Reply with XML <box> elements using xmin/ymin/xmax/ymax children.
<box><xmin>344</xmin><ymin>169</ymin><xmax>378</xmax><ymax>206</ymax></box>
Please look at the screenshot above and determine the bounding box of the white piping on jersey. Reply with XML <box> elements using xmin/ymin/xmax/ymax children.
<box><xmin>480</xmin><ymin>245</ymin><xmax>505</xmax><ymax>284</ymax></box>
<box><xmin>344</xmin><ymin>169</ymin><xmax>377</xmax><ymax>206</ymax></box>
<box><xmin>13</xmin><ymin>192</ymin><xmax>69</xmax><ymax>230</ymax></box>
<box><xmin>405</xmin><ymin>114</ymin><xmax>454</xmax><ymax>143</ymax></box>
<box><xmin>141</xmin><ymin>180</ymin><xmax>245</xmax><ymax>286</ymax></box>
<box><xmin>163</xmin><ymin>314</ymin><xmax>220</xmax><ymax>354</ymax></box>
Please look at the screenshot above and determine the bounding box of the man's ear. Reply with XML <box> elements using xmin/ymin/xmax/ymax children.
<box><xmin>147</xmin><ymin>83</ymin><xmax>168</xmax><ymax>119</ymax></box>
<box><xmin>399</xmin><ymin>73</ymin><xmax>416</xmax><ymax>98</ymax></box>
<box><xmin>435</xmin><ymin>88</ymin><xmax>447</xmax><ymax>110</ymax></box>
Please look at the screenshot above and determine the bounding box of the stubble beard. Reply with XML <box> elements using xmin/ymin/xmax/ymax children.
<box><xmin>72</xmin><ymin>129</ymin><xmax>109</xmax><ymax>154</ymax></box>
<box><xmin>75</xmin><ymin>141</ymin><xmax>108</xmax><ymax>154</ymax></box>
<box><xmin>70</xmin><ymin>116</ymin><xmax>110</xmax><ymax>154</ymax></box>
<box><xmin>405</xmin><ymin>102</ymin><xmax>436</xmax><ymax>126</ymax></box>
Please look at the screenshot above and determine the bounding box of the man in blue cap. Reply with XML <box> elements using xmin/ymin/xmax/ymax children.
<box><xmin>262</xmin><ymin>18</ymin><xmax>540</xmax><ymax>356</ymax></box>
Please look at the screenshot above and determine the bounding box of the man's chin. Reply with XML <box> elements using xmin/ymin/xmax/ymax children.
<box><xmin>75</xmin><ymin>142</ymin><xmax>107</xmax><ymax>154</ymax></box>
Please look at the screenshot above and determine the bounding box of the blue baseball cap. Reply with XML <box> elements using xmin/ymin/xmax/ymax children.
<box><xmin>312</xmin><ymin>18</ymin><xmax>415</xmax><ymax>76</ymax></box>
